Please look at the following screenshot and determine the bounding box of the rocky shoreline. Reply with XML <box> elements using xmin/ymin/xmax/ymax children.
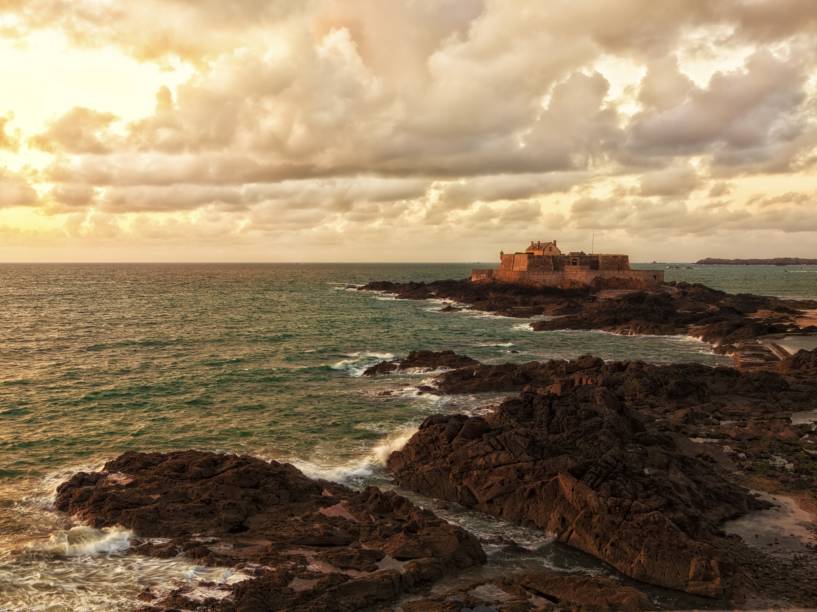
<box><xmin>50</xmin><ymin>347</ymin><xmax>817</xmax><ymax>610</ymax></box>
<box><xmin>359</xmin><ymin>280</ymin><xmax>817</xmax><ymax>362</ymax></box>
<box><xmin>56</xmin><ymin>450</ymin><xmax>485</xmax><ymax>611</ymax></box>
<box><xmin>50</xmin><ymin>275</ymin><xmax>817</xmax><ymax>610</ymax></box>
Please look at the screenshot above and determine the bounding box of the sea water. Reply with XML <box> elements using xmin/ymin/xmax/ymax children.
<box><xmin>0</xmin><ymin>262</ymin><xmax>813</xmax><ymax>609</ymax></box>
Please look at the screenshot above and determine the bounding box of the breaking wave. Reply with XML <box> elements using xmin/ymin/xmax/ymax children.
<box><xmin>291</xmin><ymin>426</ymin><xmax>418</xmax><ymax>484</ymax></box>
<box><xmin>35</xmin><ymin>526</ymin><xmax>133</xmax><ymax>557</ymax></box>
<box><xmin>331</xmin><ymin>352</ymin><xmax>394</xmax><ymax>377</ymax></box>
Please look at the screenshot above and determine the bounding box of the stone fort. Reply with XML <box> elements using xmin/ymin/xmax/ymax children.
<box><xmin>471</xmin><ymin>240</ymin><xmax>664</xmax><ymax>289</ymax></box>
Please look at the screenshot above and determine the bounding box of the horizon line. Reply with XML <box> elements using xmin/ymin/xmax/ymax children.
<box><xmin>0</xmin><ymin>260</ymin><xmax>746</xmax><ymax>265</ymax></box>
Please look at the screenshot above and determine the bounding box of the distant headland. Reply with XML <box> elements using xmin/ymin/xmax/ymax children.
<box><xmin>697</xmin><ymin>257</ymin><xmax>817</xmax><ymax>266</ymax></box>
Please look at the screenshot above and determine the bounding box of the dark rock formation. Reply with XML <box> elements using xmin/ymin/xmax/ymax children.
<box><xmin>388</xmin><ymin>384</ymin><xmax>767</xmax><ymax>597</ymax></box>
<box><xmin>530</xmin><ymin>284</ymin><xmax>807</xmax><ymax>354</ymax></box>
<box><xmin>360</xmin><ymin>279</ymin><xmax>588</xmax><ymax>318</ymax></box>
<box><xmin>56</xmin><ymin>450</ymin><xmax>485</xmax><ymax>611</ymax></box>
<box><xmin>434</xmin><ymin>355</ymin><xmax>817</xmax><ymax>495</ymax></box>
<box><xmin>400</xmin><ymin>570</ymin><xmax>655</xmax><ymax>611</ymax></box>
<box><xmin>434</xmin><ymin>355</ymin><xmax>604</xmax><ymax>394</ymax></box>
<box><xmin>360</xmin><ymin>279</ymin><xmax>817</xmax><ymax>357</ymax></box>
<box><xmin>779</xmin><ymin>348</ymin><xmax>817</xmax><ymax>377</ymax></box>
<box><xmin>363</xmin><ymin>350</ymin><xmax>478</xmax><ymax>377</ymax></box>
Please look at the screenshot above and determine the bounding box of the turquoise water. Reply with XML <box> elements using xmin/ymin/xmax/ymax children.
<box><xmin>0</xmin><ymin>263</ymin><xmax>812</xmax><ymax>609</ymax></box>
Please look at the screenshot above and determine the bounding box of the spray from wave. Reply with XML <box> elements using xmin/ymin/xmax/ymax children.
<box><xmin>292</xmin><ymin>425</ymin><xmax>418</xmax><ymax>483</ymax></box>
<box><xmin>330</xmin><ymin>352</ymin><xmax>394</xmax><ymax>377</ymax></box>
<box><xmin>35</xmin><ymin>526</ymin><xmax>133</xmax><ymax>557</ymax></box>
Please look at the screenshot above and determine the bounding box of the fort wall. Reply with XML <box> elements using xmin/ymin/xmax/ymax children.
<box><xmin>472</xmin><ymin>241</ymin><xmax>663</xmax><ymax>289</ymax></box>
<box><xmin>480</xmin><ymin>268</ymin><xmax>663</xmax><ymax>288</ymax></box>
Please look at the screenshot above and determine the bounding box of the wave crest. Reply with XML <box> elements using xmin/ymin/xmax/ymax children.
<box><xmin>35</xmin><ymin>526</ymin><xmax>133</xmax><ymax>557</ymax></box>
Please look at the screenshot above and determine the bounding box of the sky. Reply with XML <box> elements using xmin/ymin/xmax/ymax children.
<box><xmin>1</xmin><ymin>1</ymin><xmax>816</xmax><ymax>262</ymax></box>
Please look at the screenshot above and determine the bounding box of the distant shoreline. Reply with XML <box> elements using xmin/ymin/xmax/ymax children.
<box><xmin>696</xmin><ymin>257</ymin><xmax>817</xmax><ymax>266</ymax></box>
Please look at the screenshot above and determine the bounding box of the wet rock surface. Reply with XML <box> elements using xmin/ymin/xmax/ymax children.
<box><xmin>387</xmin><ymin>353</ymin><xmax>817</xmax><ymax>607</ymax></box>
<box><xmin>55</xmin><ymin>450</ymin><xmax>485</xmax><ymax>611</ymax></box>
<box><xmin>398</xmin><ymin>570</ymin><xmax>655</xmax><ymax>611</ymax></box>
<box><xmin>436</xmin><ymin>356</ymin><xmax>817</xmax><ymax>498</ymax></box>
<box><xmin>388</xmin><ymin>384</ymin><xmax>763</xmax><ymax>598</ymax></box>
<box><xmin>363</xmin><ymin>350</ymin><xmax>478</xmax><ymax>377</ymax></box>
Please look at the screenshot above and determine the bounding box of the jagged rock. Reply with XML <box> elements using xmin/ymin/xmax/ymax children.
<box><xmin>530</xmin><ymin>287</ymin><xmax>800</xmax><ymax>354</ymax></box>
<box><xmin>432</xmin><ymin>355</ymin><xmax>817</xmax><ymax>497</ymax></box>
<box><xmin>778</xmin><ymin>348</ymin><xmax>817</xmax><ymax>377</ymax></box>
<box><xmin>434</xmin><ymin>355</ymin><xmax>604</xmax><ymax>394</ymax></box>
<box><xmin>56</xmin><ymin>450</ymin><xmax>485</xmax><ymax>611</ymax></box>
<box><xmin>363</xmin><ymin>350</ymin><xmax>478</xmax><ymax>376</ymax></box>
<box><xmin>388</xmin><ymin>385</ymin><xmax>767</xmax><ymax>597</ymax></box>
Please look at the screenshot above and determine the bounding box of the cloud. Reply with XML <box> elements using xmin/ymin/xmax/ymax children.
<box><xmin>570</xmin><ymin>190</ymin><xmax>817</xmax><ymax>236</ymax></box>
<box><xmin>0</xmin><ymin>170</ymin><xmax>38</xmax><ymax>207</ymax></box>
<box><xmin>639</xmin><ymin>163</ymin><xmax>702</xmax><ymax>197</ymax></box>
<box><xmin>2</xmin><ymin>0</ymin><xmax>817</xmax><ymax>257</ymax></box>
<box><xmin>31</xmin><ymin>107</ymin><xmax>118</xmax><ymax>153</ymax></box>
<box><xmin>708</xmin><ymin>182</ymin><xmax>731</xmax><ymax>198</ymax></box>
<box><xmin>0</xmin><ymin>114</ymin><xmax>18</xmax><ymax>150</ymax></box>
<box><xmin>627</xmin><ymin>49</ymin><xmax>815</xmax><ymax>173</ymax></box>
<box><xmin>48</xmin><ymin>183</ymin><xmax>96</xmax><ymax>209</ymax></box>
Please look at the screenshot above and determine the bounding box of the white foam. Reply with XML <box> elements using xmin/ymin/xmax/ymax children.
<box><xmin>328</xmin><ymin>282</ymin><xmax>364</xmax><ymax>291</ymax></box>
<box><xmin>0</xmin><ymin>549</ymin><xmax>250</xmax><ymax>612</ymax></box>
<box><xmin>370</xmin><ymin>427</ymin><xmax>417</xmax><ymax>464</ymax></box>
<box><xmin>512</xmin><ymin>322</ymin><xmax>533</xmax><ymax>332</ymax></box>
<box><xmin>791</xmin><ymin>409</ymin><xmax>817</xmax><ymax>425</ymax></box>
<box><xmin>465</xmin><ymin>311</ymin><xmax>519</xmax><ymax>321</ymax></box>
<box><xmin>331</xmin><ymin>352</ymin><xmax>394</xmax><ymax>377</ymax></box>
<box><xmin>291</xmin><ymin>425</ymin><xmax>418</xmax><ymax>483</ymax></box>
<box><xmin>35</xmin><ymin>526</ymin><xmax>133</xmax><ymax>557</ymax></box>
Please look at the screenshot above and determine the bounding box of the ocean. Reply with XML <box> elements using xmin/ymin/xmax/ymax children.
<box><xmin>1</xmin><ymin>262</ymin><xmax>815</xmax><ymax>610</ymax></box>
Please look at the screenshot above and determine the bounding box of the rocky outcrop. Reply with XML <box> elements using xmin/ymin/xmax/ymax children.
<box><xmin>388</xmin><ymin>384</ymin><xmax>767</xmax><ymax>597</ymax></box>
<box><xmin>56</xmin><ymin>450</ymin><xmax>485</xmax><ymax>611</ymax></box>
<box><xmin>530</xmin><ymin>285</ymin><xmax>806</xmax><ymax>354</ymax></box>
<box><xmin>433</xmin><ymin>355</ymin><xmax>604</xmax><ymax>394</ymax></box>
<box><xmin>361</xmin><ymin>279</ymin><xmax>587</xmax><ymax>318</ymax></box>
<box><xmin>779</xmin><ymin>348</ymin><xmax>817</xmax><ymax>377</ymax></box>
<box><xmin>363</xmin><ymin>350</ymin><xmax>478</xmax><ymax>376</ymax></box>
<box><xmin>433</xmin><ymin>355</ymin><xmax>817</xmax><ymax>495</ymax></box>
<box><xmin>400</xmin><ymin>570</ymin><xmax>655</xmax><ymax>611</ymax></box>
<box><xmin>360</xmin><ymin>279</ymin><xmax>817</xmax><ymax>358</ymax></box>
<box><xmin>433</xmin><ymin>355</ymin><xmax>808</xmax><ymax>417</ymax></box>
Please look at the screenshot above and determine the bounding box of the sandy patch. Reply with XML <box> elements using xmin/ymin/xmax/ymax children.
<box><xmin>724</xmin><ymin>491</ymin><xmax>816</xmax><ymax>556</ymax></box>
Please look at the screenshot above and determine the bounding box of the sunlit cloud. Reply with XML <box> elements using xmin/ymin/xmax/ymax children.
<box><xmin>0</xmin><ymin>0</ymin><xmax>816</xmax><ymax>261</ymax></box>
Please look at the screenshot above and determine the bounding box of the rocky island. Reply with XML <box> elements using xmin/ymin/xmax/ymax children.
<box><xmin>361</xmin><ymin>249</ymin><xmax>817</xmax><ymax>370</ymax></box>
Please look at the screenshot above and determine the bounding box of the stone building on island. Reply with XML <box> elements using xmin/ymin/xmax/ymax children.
<box><xmin>471</xmin><ymin>240</ymin><xmax>664</xmax><ymax>289</ymax></box>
